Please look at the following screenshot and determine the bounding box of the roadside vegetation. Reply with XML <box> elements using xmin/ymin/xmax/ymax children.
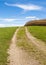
<box><xmin>27</xmin><ymin>26</ymin><xmax>46</xmax><ymax>42</ymax></box>
<box><xmin>0</xmin><ymin>27</ymin><xmax>17</xmax><ymax>65</ymax></box>
<box><xmin>16</xmin><ymin>27</ymin><xmax>46</xmax><ymax>65</ymax></box>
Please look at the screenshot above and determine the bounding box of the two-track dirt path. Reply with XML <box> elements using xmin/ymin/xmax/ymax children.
<box><xmin>7</xmin><ymin>28</ymin><xmax>41</xmax><ymax>65</ymax></box>
<box><xmin>25</xmin><ymin>27</ymin><xmax>46</xmax><ymax>54</ymax></box>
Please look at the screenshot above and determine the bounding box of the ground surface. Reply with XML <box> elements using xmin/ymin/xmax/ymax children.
<box><xmin>7</xmin><ymin>27</ymin><xmax>46</xmax><ymax>65</ymax></box>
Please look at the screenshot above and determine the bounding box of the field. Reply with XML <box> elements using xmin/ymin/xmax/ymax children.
<box><xmin>0</xmin><ymin>26</ymin><xmax>46</xmax><ymax>65</ymax></box>
<box><xmin>27</xmin><ymin>26</ymin><xmax>46</xmax><ymax>42</ymax></box>
<box><xmin>0</xmin><ymin>27</ymin><xmax>17</xmax><ymax>65</ymax></box>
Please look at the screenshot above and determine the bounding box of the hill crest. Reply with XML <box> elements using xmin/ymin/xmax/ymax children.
<box><xmin>25</xmin><ymin>19</ymin><xmax>46</xmax><ymax>26</ymax></box>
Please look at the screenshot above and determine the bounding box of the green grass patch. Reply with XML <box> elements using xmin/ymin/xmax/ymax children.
<box><xmin>0</xmin><ymin>27</ymin><xmax>17</xmax><ymax>65</ymax></box>
<box><xmin>27</xmin><ymin>26</ymin><xmax>46</xmax><ymax>42</ymax></box>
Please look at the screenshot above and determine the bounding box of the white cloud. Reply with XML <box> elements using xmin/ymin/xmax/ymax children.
<box><xmin>0</xmin><ymin>18</ymin><xmax>25</xmax><ymax>27</ymax></box>
<box><xmin>0</xmin><ymin>18</ymin><xmax>16</xmax><ymax>22</ymax></box>
<box><xmin>0</xmin><ymin>18</ymin><xmax>25</xmax><ymax>22</ymax></box>
<box><xmin>26</xmin><ymin>16</ymin><xmax>36</xmax><ymax>19</ymax></box>
<box><xmin>26</xmin><ymin>16</ymin><xmax>39</xmax><ymax>20</ymax></box>
<box><xmin>4</xmin><ymin>2</ymin><xmax>43</xmax><ymax>11</ymax></box>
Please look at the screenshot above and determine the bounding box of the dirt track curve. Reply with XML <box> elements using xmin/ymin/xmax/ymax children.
<box><xmin>25</xmin><ymin>27</ymin><xmax>46</xmax><ymax>54</ymax></box>
<box><xmin>7</xmin><ymin>28</ymin><xmax>41</xmax><ymax>65</ymax></box>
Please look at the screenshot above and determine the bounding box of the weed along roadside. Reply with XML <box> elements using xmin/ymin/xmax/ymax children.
<box><xmin>0</xmin><ymin>27</ymin><xmax>17</xmax><ymax>65</ymax></box>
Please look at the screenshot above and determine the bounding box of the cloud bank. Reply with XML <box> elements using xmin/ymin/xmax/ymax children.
<box><xmin>0</xmin><ymin>18</ymin><xmax>25</xmax><ymax>22</ymax></box>
<box><xmin>0</xmin><ymin>16</ymin><xmax>39</xmax><ymax>27</ymax></box>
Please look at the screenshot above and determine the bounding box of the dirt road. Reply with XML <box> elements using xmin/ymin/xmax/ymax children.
<box><xmin>7</xmin><ymin>28</ymin><xmax>41</xmax><ymax>65</ymax></box>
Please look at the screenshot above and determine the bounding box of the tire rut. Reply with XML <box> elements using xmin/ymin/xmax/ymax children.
<box><xmin>25</xmin><ymin>27</ymin><xmax>46</xmax><ymax>54</ymax></box>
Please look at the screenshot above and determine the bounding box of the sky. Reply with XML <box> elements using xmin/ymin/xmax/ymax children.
<box><xmin>0</xmin><ymin>0</ymin><xmax>46</xmax><ymax>27</ymax></box>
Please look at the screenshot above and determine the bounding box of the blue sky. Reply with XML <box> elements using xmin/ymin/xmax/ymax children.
<box><xmin>0</xmin><ymin>0</ymin><xmax>46</xmax><ymax>27</ymax></box>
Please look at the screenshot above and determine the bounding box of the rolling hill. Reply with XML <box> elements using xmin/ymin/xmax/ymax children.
<box><xmin>25</xmin><ymin>19</ymin><xmax>46</xmax><ymax>26</ymax></box>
